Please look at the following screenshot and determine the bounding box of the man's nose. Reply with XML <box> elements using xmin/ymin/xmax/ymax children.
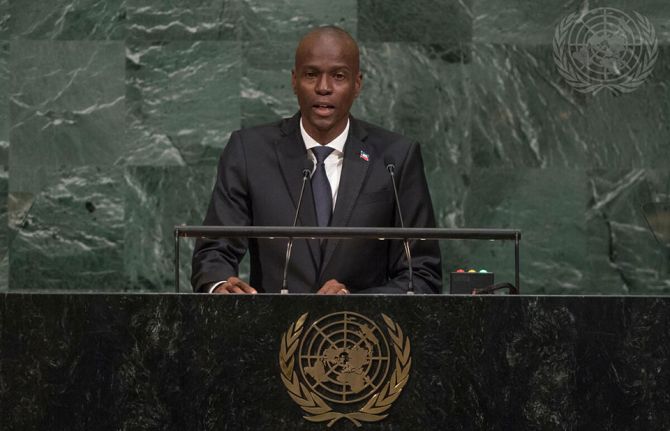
<box><xmin>315</xmin><ymin>74</ymin><xmax>332</xmax><ymax>94</ymax></box>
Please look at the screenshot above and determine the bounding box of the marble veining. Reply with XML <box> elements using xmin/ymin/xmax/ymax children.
<box><xmin>124</xmin><ymin>41</ymin><xmax>240</xmax><ymax>166</ymax></box>
<box><xmin>0</xmin><ymin>1</ymin><xmax>668</xmax><ymax>293</ymax></box>
<box><xmin>9</xmin><ymin>0</ymin><xmax>126</xmax><ymax>40</ymax></box>
<box><xmin>10</xmin><ymin>41</ymin><xmax>126</xmax><ymax>169</ymax></box>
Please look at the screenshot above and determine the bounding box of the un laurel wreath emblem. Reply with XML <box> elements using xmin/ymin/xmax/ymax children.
<box><xmin>553</xmin><ymin>7</ymin><xmax>658</xmax><ymax>95</ymax></box>
<box><xmin>279</xmin><ymin>312</ymin><xmax>411</xmax><ymax>427</ymax></box>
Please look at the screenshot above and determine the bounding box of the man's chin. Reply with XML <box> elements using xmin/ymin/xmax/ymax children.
<box><xmin>304</xmin><ymin>116</ymin><xmax>337</xmax><ymax>132</ymax></box>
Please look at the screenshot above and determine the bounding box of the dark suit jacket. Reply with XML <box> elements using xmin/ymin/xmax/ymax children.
<box><xmin>191</xmin><ymin>113</ymin><xmax>442</xmax><ymax>293</ymax></box>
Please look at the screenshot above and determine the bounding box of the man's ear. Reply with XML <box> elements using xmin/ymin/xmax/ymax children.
<box><xmin>291</xmin><ymin>69</ymin><xmax>297</xmax><ymax>95</ymax></box>
<box><xmin>354</xmin><ymin>71</ymin><xmax>363</xmax><ymax>97</ymax></box>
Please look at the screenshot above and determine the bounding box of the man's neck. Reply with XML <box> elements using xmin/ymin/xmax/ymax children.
<box><xmin>301</xmin><ymin>121</ymin><xmax>347</xmax><ymax>145</ymax></box>
<box><xmin>300</xmin><ymin>118</ymin><xmax>350</xmax><ymax>147</ymax></box>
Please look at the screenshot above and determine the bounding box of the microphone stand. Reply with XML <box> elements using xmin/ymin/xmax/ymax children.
<box><xmin>281</xmin><ymin>167</ymin><xmax>311</xmax><ymax>294</ymax></box>
<box><xmin>386</xmin><ymin>163</ymin><xmax>414</xmax><ymax>295</ymax></box>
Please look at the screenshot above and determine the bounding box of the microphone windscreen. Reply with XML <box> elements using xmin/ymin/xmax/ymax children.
<box><xmin>302</xmin><ymin>158</ymin><xmax>314</xmax><ymax>176</ymax></box>
<box><xmin>384</xmin><ymin>157</ymin><xmax>396</xmax><ymax>172</ymax></box>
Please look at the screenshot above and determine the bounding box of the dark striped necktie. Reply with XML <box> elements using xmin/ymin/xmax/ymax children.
<box><xmin>311</xmin><ymin>146</ymin><xmax>335</xmax><ymax>227</ymax></box>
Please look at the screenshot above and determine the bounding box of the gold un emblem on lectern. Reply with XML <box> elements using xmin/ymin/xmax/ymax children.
<box><xmin>279</xmin><ymin>312</ymin><xmax>411</xmax><ymax>427</ymax></box>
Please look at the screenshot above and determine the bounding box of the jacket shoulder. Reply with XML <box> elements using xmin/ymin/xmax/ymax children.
<box><xmin>232</xmin><ymin>116</ymin><xmax>298</xmax><ymax>143</ymax></box>
<box><xmin>235</xmin><ymin>119</ymin><xmax>282</xmax><ymax>137</ymax></box>
<box><xmin>355</xmin><ymin>119</ymin><xmax>415</xmax><ymax>151</ymax></box>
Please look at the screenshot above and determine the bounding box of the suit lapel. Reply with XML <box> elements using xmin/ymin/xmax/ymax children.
<box><xmin>275</xmin><ymin>115</ymin><xmax>321</xmax><ymax>269</ymax></box>
<box><xmin>321</xmin><ymin>118</ymin><xmax>369</xmax><ymax>274</ymax></box>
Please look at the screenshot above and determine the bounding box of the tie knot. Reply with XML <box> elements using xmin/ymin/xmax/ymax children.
<box><xmin>312</xmin><ymin>146</ymin><xmax>335</xmax><ymax>164</ymax></box>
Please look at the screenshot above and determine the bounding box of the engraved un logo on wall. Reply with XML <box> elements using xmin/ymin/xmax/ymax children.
<box><xmin>279</xmin><ymin>312</ymin><xmax>411</xmax><ymax>427</ymax></box>
<box><xmin>553</xmin><ymin>7</ymin><xmax>658</xmax><ymax>95</ymax></box>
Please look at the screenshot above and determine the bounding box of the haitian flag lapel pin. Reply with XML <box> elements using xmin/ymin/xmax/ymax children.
<box><xmin>359</xmin><ymin>150</ymin><xmax>369</xmax><ymax>162</ymax></box>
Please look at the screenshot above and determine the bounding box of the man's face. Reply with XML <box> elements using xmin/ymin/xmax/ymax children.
<box><xmin>291</xmin><ymin>33</ymin><xmax>362</xmax><ymax>144</ymax></box>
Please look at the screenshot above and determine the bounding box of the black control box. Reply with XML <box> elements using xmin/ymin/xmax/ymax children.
<box><xmin>449</xmin><ymin>272</ymin><xmax>494</xmax><ymax>294</ymax></box>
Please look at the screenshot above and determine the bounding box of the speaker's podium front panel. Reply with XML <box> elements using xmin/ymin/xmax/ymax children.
<box><xmin>2</xmin><ymin>294</ymin><xmax>669</xmax><ymax>430</ymax></box>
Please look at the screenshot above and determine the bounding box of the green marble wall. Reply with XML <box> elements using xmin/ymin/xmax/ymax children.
<box><xmin>1</xmin><ymin>0</ymin><xmax>668</xmax><ymax>293</ymax></box>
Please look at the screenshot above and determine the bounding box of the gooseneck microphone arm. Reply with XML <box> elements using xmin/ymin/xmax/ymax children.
<box><xmin>385</xmin><ymin>160</ymin><xmax>414</xmax><ymax>295</ymax></box>
<box><xmin>281</xmin><ymin>163</ymin><xmax>313</xmax><ymax>294</ymax></box>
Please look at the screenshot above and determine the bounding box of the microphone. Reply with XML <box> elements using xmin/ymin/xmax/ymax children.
<box><xmin>385</xmin><ymin>158</ymin><xmax>414</xmax><ymax>295</ymax></box>
<box><xmin>281</xmin><ymin>160</ymin><xmax>313</xmax><ymax>294</ymax></box>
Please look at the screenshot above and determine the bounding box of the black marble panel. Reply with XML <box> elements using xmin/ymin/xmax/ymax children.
<box><xmin>125</xmin><ymin>40</ymin><xmax>240</xmax><ymax>166</ymax></box>
<box><xmin>240</xmin><ymin>40</ymin><xmax>295</xmax><ymax>128</ymax></box>
<box><xmin>353</xmin><ymin>43</ymin><xmax>471</xmax><ymax>170</ymax></box>
<box><xmin>0</xmin><ymin>0</ymin><xmax>667</xmax><ymax>296</ymax></box>
<box><xmin>473</xmin><ymin>0</ymin><xmax>670</xmax><ymax>44</ymax></box>
<box><xmin>470</xmin><ymin>43</ymin><xmax>589</xmax><ymax>168</ymax></box>
<box><xmin>123</xmin><ymin>166</ymin><xmax>217</xmax><ymax>291</ymax></box>
<box><xmin>8</xmin><ymin>167</ymin><xmax>127</xmax><ymax>291</ymax></box>
<box><xmin>473</xmin><ymin>0</ymin><xmax>576</xmax><ymax>45</ymax></box>
<box><xmin>440</xmin><ymin>167</ymin><xmax>589</xmax><ymax>293</ymax></box>
<box><xmin>470</xmin><ymin>43</ymin><xmax>670</xmax><ymax>170</ymax></box>
<box><xmin>238</xmin><ymin>0</ymin><xmax>357</xmax><ymax>42</ymax></box>
<box><xmin>0</xmin><ymin>41</ymin><xmax>7</xmax><ymax>167</ymax></box>
<box><xmin>358</xmin><ymin>0</ymin><xmax>473</xmax><ymax>45</ymax></box>
<box><xmin>9</xmin><ymin>0</ymin><xmax>126</xmax><ymax>40</ymax></box>
<box><xmin>1</xmin><ymin>294</ymin><xmax>670</xmax><ymax>430</ymax></box>
<box><xmin>127</xmin><ymin>0</ymin><xmax>241</xmax><ymax>41</ymax></box>
<box><xmin>0</xmin><ymin>168</ymin><xmax>7</xmax><ymax>290</ymax></box>
<box><xmin>9</xmin><ymin>41</ymin><xmax>126</xmax><ymax>170</ymax></box>
<box><xmin>128</xmin><ymin>0</ymin><xmax>355</xmax><ymax>42</ymax></box>
<box><xmin>586</xmin><ymin>169</ymin><xmax>670</xmax><ymax>294</ymax></box>
<box><xmin>581</xmin><ymin>45</ymin><xmax>670</xmax><ymax>170</ymax></box>
<box><xmin>0</xmin><ymin>0</ymin><xmax>8</xmax><ymax>39</ymax></box>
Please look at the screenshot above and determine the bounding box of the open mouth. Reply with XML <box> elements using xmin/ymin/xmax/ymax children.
<box><xmin>313</xmin><ymin>104</ymin><xmax>335</xmax><ymax>115</ymax></box>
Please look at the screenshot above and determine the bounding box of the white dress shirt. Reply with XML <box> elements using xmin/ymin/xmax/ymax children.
<box><xmin>300</xmin><ymin>118</ymin><xmax>348</xmax><ymax>208</ymax></box>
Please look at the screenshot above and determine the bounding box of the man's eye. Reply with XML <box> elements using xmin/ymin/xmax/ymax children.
<box><xmin>334</xmin><ymin>73</ymin><xmax>346</xmax><ymax>80</ymax></box>
<box><xmin>305</xmin><ymin>72</ymin><xmax>318</xmax><ymax>78</ymax></box>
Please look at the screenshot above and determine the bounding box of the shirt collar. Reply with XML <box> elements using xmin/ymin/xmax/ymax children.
<box><xmin>300</xmin><ymin>117</ymin><xmax>349</xmax><ymax>154</ymax></box>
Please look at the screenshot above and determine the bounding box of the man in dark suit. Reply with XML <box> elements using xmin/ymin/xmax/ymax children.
<box><xmin>191</xmin><ymin>26</ymin><xmax>441</xmax><ymax>294</ymax></box>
